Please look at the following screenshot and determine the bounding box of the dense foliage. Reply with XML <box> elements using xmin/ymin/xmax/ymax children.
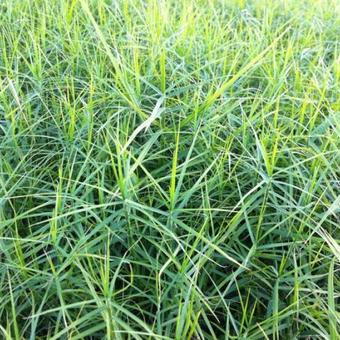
<box><xmin>0</xmin><ymin>0</ymin><xmax>339</xmax><ymax>338</ymax></box>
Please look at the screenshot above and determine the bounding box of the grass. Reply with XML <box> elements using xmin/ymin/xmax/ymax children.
<box><xmin>0</xmin><ymin>0</ymin><xmax>340</xmax><ymax>338</ymax></box>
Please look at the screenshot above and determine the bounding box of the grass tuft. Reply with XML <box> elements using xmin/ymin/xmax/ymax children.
<box><xmin>0</xmin><ymin>0</ymin><xmax>340</xmax><ymax>338</ymax></box>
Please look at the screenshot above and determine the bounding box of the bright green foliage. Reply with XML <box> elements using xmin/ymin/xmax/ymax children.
<box><xmin>0</xmin><ymin>0</ymin><xmax>340</xmax><ymax>339</ymax></box>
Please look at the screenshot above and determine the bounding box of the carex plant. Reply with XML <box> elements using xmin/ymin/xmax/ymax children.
<box><xmin>0</xmin><ymin>0</ymin><xmax>339</xmax><ymax>339</ymax></box>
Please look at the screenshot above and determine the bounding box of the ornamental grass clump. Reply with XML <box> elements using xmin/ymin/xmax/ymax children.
<box><xmin>0</xmin><ymin>0</ymin><xmax>339</xmax><ymax>338</ymax></box>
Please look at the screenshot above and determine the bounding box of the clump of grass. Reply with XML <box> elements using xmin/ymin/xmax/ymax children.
<box><xmin>0</xmin><ymin>0</ymin><xmax>340</xmax><ymax>338</ymax></box>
